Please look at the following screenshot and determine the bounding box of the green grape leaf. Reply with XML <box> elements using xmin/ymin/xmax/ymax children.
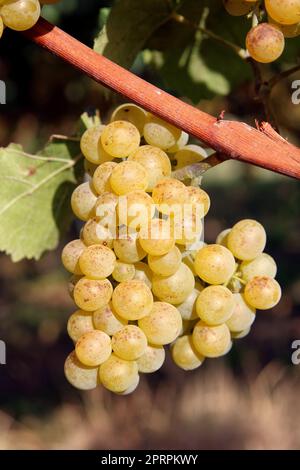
<box><xmin>144</xmin><ymin>0</ymin><xmax>252</xmax><ymax>103</ymax></box>
<box><xmin>0</xmin><ymin>137</ymin><xmax>83</xmax><ymax>262</ymax></box>
<box><xmin>94</xmin><ymin>0</ymin><xmax>171</xmax><ymax>69</ymax></box>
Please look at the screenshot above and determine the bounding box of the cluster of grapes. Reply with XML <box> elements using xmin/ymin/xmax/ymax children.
<box><xmin>62</xmin><ymin>103</ymin><xmax>282</xmax><ymax>395</ymax></box>
<box><xmin>0</xmin><ymin>0</ymin><xmax>59</xmax><ymax>38</ymax></box>
<box><xmin>223</xmin><ymin>0</ymin><xmax>300</xmax><ymax>63</ymax></box>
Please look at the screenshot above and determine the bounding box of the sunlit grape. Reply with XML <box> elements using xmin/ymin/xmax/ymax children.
<box><xmin>128</xmin><ymin>145</ymin><xmax>171</xmax><ymax>191</ymax></box>
<box><xmin>1</xmin><ymin>0</ymin><xmax>40</xmax><ymax>31</ymax></box>
<box><xmin>73</xmin><ymin>277</ymin><xmax>113</xmax><ymax>311</ymax></box>
<box><xmin>110</xmin><ymin>103</ymin><xmax>147</xmax><ymax>135</ymax></box>
<box><xmin>136</xmin><ymin>344</ymin><xmax>165</xmax><ymax>373</ymax></box>
<box><xmin>246</xmin><ymin>23</ymin><xmax>285</xmax><ymax>63</ymax></box>
<box><xmin>101</xmin><ymin>120</ymin><xmax>140</xmax><ymax>158</ymax></box>
<box><xmin>194</xmin><ymin>244</ymin><xmax>236</xmax><ymax>285</ymax></box>
<box><xmin>143</xmin><ymin>115</ymin><xmax>181</xmax><ymax>150</ymax></box>
<box><xmin>196</xmin><ymin>285</ymin><xmax>235</xmax><ymax>325</ymax></box>
<box><xmin>92</xmin><ymin>162</ymin><xmax>117</xmax><ymax>195</ymax></box>
<box><xmin>75</xmin><ymin>330</ymin><xmax>112</xmax><ymax>366</ymax></box>
<box><xmin>79</xmin><ymin>244</ymin><xmax>116</xmax><ymax>279</ymax></box>
<box><xmin>112</xmin><ymin>325</ymin><xmax>148</xmax><ymax>361</ymax></box>
<box><xmin>192</xmin><ymin>321</ymin><xmax>232</xmax><ymax>358</ymax></box>
<box><xmin>113</xmin><ymin>231</ymin><xmax>146</xmax><ymax>263</ymax></box>
<box><xmin>64</xmin><ymin>351</ymin><xmax>98</xmax><ymax>391</ymax></box>
<box><xmin>265</xmin><ymin>0</ymin><xmax>300</xmax><ymax>25</ymax></box>
<box><xmin>244</xmin><ymin>276</ymin><xmax>282</xmax><ymax>310</ymax></box>
<box><xmin>152</xmin><ymin>178</ymin><xmax>189</xmax><ymax>214</ymax></box>
<box><xmin>138</xmin><ymin>302</ymin><xmax>182</xmax><ymax>345</ymax></box>
<box><xmin>174</xmin><ymin>144</ymin><xmax>207</xmax><ymax>170</ymax></box>
<box><xmin>61</xmin><ymin>239</ymin><xmax>86</xmax><ymax>275</ymax></box>
<box><xmin>93</xmin><ymin>303</ymin><xmax>128</xmax><ymax>336</ymax></box>
<box><xmin>226</xmin><ymin>293</ymin><xmax>256</xmax><ymax>332</ymax></box>
<box><xmin>139</xmin><ymin>218</ymin><xmax>175</xmax><ymax>256</ymax></box>
<box><xmin>99</xmin><ymin>353</ymin><xmax>139</xmax><ymax>393</ymax></box>
<box><xmin>148</xmin><ymin>245</ymin><xmax>182</xmax><ymax>276</ymax></box>
<box><xmin>67</xmin><ymin>309</ymin><xmax>94</xmax><ymax>342</ymax></box>
<box><xmin>152</xmin><ymin>263</ymin><xmax>195</xmax><ymax>305</ymax></box>
<box><xmin>112</xmin><ymin>279</ymin><xmax>153</xmax><ymax>320</ymax></box>
<box><xmin>228</xmin><ymin>219</ymin><xmax>266</xmax><ymax>260</ymax></box>
<box><xmin>171</xmin><ymin>335</ymin><xmax>205</xmax><ymax>370</ymax></box>
<box><xmin>240</xmin><ymin>253</ymin><xmax>277</xmax><ymax>282</ymax></box>
<box><xmin>71</xmin><ymin>182</ymin><xmax>98</xmax><ymax>221</ymax></box>
<box><xmin>112</xmin><ymin>260</ymin><xmax>135</xmax><ymax>283</ymax></box>
<box><xmin>110</xmin><ymin>161</ymin><xmax>149</xmax><ymax>195</ymax></box>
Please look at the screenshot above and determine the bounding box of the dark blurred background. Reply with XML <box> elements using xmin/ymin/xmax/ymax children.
<box><xmin>0</xmin><ymin>0</ymin><xmax>300</xmax><ymax>450</ymax></box>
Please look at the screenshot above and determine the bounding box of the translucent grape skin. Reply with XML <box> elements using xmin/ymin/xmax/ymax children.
<box><xmin>82</xmin><ymin>218</ymin><xmax>114</xmax><ymax>249</ymax></box>
<box><xmin>138</xmin><ymin>302</ymin><xmax>182</xmax><ymax>346</ymax></box>
<box><xmin>176</xmin><ymin>282</ymin><xmax>203</xmax><ymax>321</ymax></box>
<box><xmin>186</xmin><ymin>186</ymin><xmax>211</xmax><ymax>217</ymax></box>
<box><xmin>148</xmin><ymin>245</ymin><xmax>182</xmax><ymax>277</ymax></box>
<box><xmin>265</xmin><ymin>0</ymin><xmax>300</xmax><ymax>25</ymax></box>
<box><xmin>73</xmin><ymin>277</ymin><xmax>113</xmax><ymax>311</ymax></box>
<box><xmin>75</xmin><ymin>330</ymin><xmax>112</xmax><ymax>367</ymax></box>
<box><xmin>112</xmin><ymin>279</ymin><xmax>154</xmax><ymax>320</ymax></box>
<box><xmin>143</xmin><ymin>115</ymin><xmax>182</xmax><ymax>150</ymax></box>
<box><xmin>171</xmin><ymin>335</ymin><xmax>205</xmax><ymax>371</ymax></box>
<box><xmin>228</xmin><ymin>219</ymin><xmax>267</xmax><ymax>261</ymax></box>
<box><xmin>174</xmin><ymin>144</ymin><xmax>207</xmax><ymax>170</ymax></box>
<box><xmin>240</xmin><ymin>253</ymin><xmax>277</xmax><ymax>282</ymax></box>
<box><xmin>112</xmin><ymin>325</ymin><xmax>148</xmax><ymax>361</ymax></box>
<box><xmin>246</xmin><ymin>23</ymin><xmax>285</xmax><ymax>64</ymax></box>
<box><xmin>152</xmin><ymin>263</ymin><xmax>195</xmax><ymax>305</ymax></box>
<box><xmin>112</xmin><ymin>260</ymin><xmax>135</xmax><ymax>283</ymax></box>
<box><xmin>196</xmin><ymin>285</ymin><xmax>235</xmax><ymax>326</ymax></box>
<box><xmin>93</xmin><ymin>302</ymin><xmax>128</xmax><ymax>336</ymax></box>
<box><xmin>61</xmin><ymin>239</ymin><xmax>86</xmax><ymax>275</ymax></box>
<box><xmin>80</xmin><ymin>125</ymin><xmax>109</xmax><ymax>165</ymax></box>
<box><xmin>139</xmin><ymin>218</ymin><xmax>175</xmax><ymax>256</ymax></box>
<box><xmin>216</xmin><ymin>228</ymin><xmax>231</xmax><ymax>247</ymax></box>
<box><xmin>244</xmin><ymin>276</ymin><xmax>282</xmax><ymax>310</ymax></box>
<box><xmin>99</xmin><ymin>353</ymin><xmax>139</xmax><ymax>393</ymax></box>
<box><xmin>152</xmin><ymin>178</ymin><xmax>189</xmax><ymax>214</ymax></box>
<box><xmin>71</xmin><ymin>182</ymin><xmax>98</xmax><ymax>221</ymax></box>
<box><xmin>67</xmin><ymin>309</ymin><xmax>94</xmax><ymax>342</ymax></box>
<box><xmin>194</xmin><ymin>244</ymin><xmax>236</xmax><ymax>285</ymax></box>
<box><xmin>110</xmin><ymin>103</ymin><xmax>147</xmax><ymax>135</ymax></box>
<box><xmin>192</xmin><ymin>321</ymin><xmax>232</xmax><ymax>358</ymax></box>
<box><xmin>64</xmin><ymin>351</ymin><xmax>98</xmax><ymax>391</ymax></box>
<box><xmin>128</xmin><ymin>145</ymin><xmax>172</xmax><ymax>191</ymax></box>
<box><xmin>110</xmin><ymin>160</ymin><xmax>149</xmax><ymax>195</ymax></box>
<box><xmin>1</xmin><ymin>0</ymin><xmax>41</xmax><ymax>31</ymax></box>
<box><xmin>226</xmin><ymin>293</ymin><xmax>256</xmax><ymax>332</ymax></box>
<box><xmin>100</xmin><ymin>120</ymin><xmax>140</xmax><ymax>158</ymax></box>
<box><xmin>79</xmin><ymin>244</ymin><xmax>116</xmax><ymax>279</ymax></box>
<box><xmin>117</xmin><ymin>190</ymin><xmax>155</xmax><ymax>230</ymax></box>
<box><xmin>92</xmin><ymin>162</ymin><xmax>117</xmax><ymax>195</ymax></box>
<box><xmin>136</xmin><ymin>344</ymin><xmax>165</xmax><ymax>373</ymax></box>
<box><xmin>113</xmin><ymin>232</ymin><xmax>146</xmax><ymax>263</ymax></box>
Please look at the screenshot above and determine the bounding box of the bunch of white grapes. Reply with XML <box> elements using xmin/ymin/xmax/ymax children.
<box><xmin>62</xmin><ymin>102</ymin><xmax>282</xmax><ymax>395</ymax></box>
<box><xmin>223</xmin><ymin>0</ymin><xmax>300</xmax><ymax>63</ymax></box>
<box><xmin>0</xmin><ymin>0</ymin><xmax>59</xmax><ymax>38</ymax></box>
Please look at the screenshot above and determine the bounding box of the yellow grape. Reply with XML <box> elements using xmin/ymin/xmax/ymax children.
<box><xmin>93</xmin><ymin>303</ymin><xmax>128</xmax><ymax>336</ymax></box>
<box><xmin>112</xmin><ymin>325</ymin><xmax>148</xmax><ymax>361</ymax></box>
<box><xmin>244</xmin><ymin>276</ymin><xmax>282</xmax><ymax>310</ymax></box>
<box><xmin>186</xmin><ymin>186</ymin><xmax>211</xmax><ymax>217</ymax></box>
<box><xmin>152</xmin><ymin>262</ymin><xmax>195</xmax><ymax>305</ymax></box>
<box><xmin>64</xmin><ymin>351</ymin><xmax>98</xmax><ymax>391</ymax></box>
<box><xmin>136</xmin><ymin>344</ymin><xmax>165</xmax><ymax>373</ymax></box>
<box><xmin>117</xmin><ymin>190</ymin><xmax>155</xmax><ymax>230</ymax></box>
<box><xmin>171</xmin><ymin>335</ymin><xmax>205</xmax><ymax>371</ymax></box>
<box><xmin>1</xmin><ymin>0</ymin><xmax>40</xmax><ymax>31</ymax></box>
<box><xmin>116</xmin><ymin>374</ymin><xmax>140</xmax><ymax>395</ymax></box>
<box><xmin>110</xmin><ymin>160</ymin><xmax>148</xmax><ymax>195</ymax></box>
<box><xmin>68</xmin><ymin>274</ymin><xmax>82</xmax><ymax>300</ymax></box>
<box><xmin>113</xmin><ymin>231</ymin><xmax>146</xmax><ymax>263</ymax></box>
<box><xmin>128</xmin><ymin>145</ymin><xmax>171</xmax><ymax>191</ymax></box>
<box><xmin>112</xmin><ymin>260</ymin><xmax>135</xmax><ymax>283</ymax></box>
<box><xmin>216</xmin><ymin>228</ymin><xmax>231</xmax><ymax>247</ymax></box>
<box><xmin>166</xmin><ymin>131</ymin><xmax>189</xmax><ymax>153</ymax></box>
<box><xmin>231</xmin><ymin>326</ymin><xmax>251</xmax><ymax>339</ymax></box>
<box><xmin>100</xmin><ymin>120</ymin><xmax>140</xmax><ymax>158</ymax></box>
<box><xmin>67</xmin><ymin>309</ymin><xmax>94</xmax><ymax>342</ymax></box>
<box><xmin>226</xmin><ymin>293</ymin><xmax>256</xmax><ymax>332</ymax></box>
<box><xmin>75</xmin><ymin>330</ymin><xmax>112</xmax><ymax>367</ymax></box>
<box><xmin>112</xmin><ymin>279</ymin><xmax>153</xmax><ymax>320</ymax></box>
<box><xmin>82</xmin><ymin>218</ymin><xmax>114</xmax><ymax>249</ymax></box>
<box><xmin>79</xmin><ymin>244</ymin><xmax>116</xmax><ymax>279</ymax></box>
<box><xmin>71</xmin><ymin>182</ymin><xmax>98</xmax><ymax>221</ymax></box>
<box><xmin>80</xmin><ymin>125</ymin><xmax>110</xmax><ymax>165</ymax></box>
<box><xmin>192</xmin><ymin>321</ymin><xmax>232</xmax><ymax>358</ymax></box>
<box><xmin>148</xmin><ymin>245</ymin><xmax>182</xmax><ymax>277</ymax></box>
<box><xmin>196</xmin><ymin>286</ymin><xmax>235</xmax><ymax>326</ymax></box>
<box><xmin>94</xmin><ymin>191</ymin><xmax>118</xmax><ymax>228</ymax></box>
<box><xmin>133</xmin><ymin>261</ymin><xmax>153</xmax><ymax>288</ymax></box>
<box><xmin>246</xmin><ymin>23</ymin><xmax>285</xmax><ymax>63</ymax></box>
<box><xmin>110</xmin><ymin>103</ymin><xmax>148</xmax><ymax>135</ymax></box>
<box><xmin>265</xmin><ymin>0</ymin><xmax>300</xmax><ymax>25</ymax></box>
<box><xmin>171</xmin><ymin>211</ymin><xmax>203</xmax><ymax>246</ymax></box>
<box><xmin>176</xmin><ymin>282</ymin><xmax>203</xmax><ymax>321</ymax></box>
<box><xmin>223</xmin><ymin>0</ymin><xmax>254</xmax><ymax>16</ymax></box>
<box><xmin>61</xmin><ymin>239</ymin><xmax>86</xmax><ymax>275</ymax></box>
<box><xmin>240</xmin><ymin>253</ymin><xmax>277</xmax><ymax>282</ymax></box>
<box><xmin>269</xmin><ymin>18</ymin><xmax>300</xmax><ymax>37</ymax></box>
<box><xmin>139</xmin><ymin>218</ymin><xmax>175</xmax><ymax>256</ymax></box>
<box><xmin>73</xmin><ymin>277</ymin><xmax>113</xmax><ymax>311</ymax></box>
<box><xmin>152</xmin><ymin>178</ymin><xmax>189</xmax><ymax>215</ymax></box>
<box><xmin>228</xmin><ymin>219</ymin><xmax>266</xmax><ymax>261</ymax></box>
<box><xmin>194</xmin><ymin>244</ymin><xmax>236</xmax><ymax>285</ymax></box>
<box><xmin>138</xmin><ymin>302</ymin><xmax>182</xmax><ymax>345</ymax></box>
<box><xmin>174</xmin><ymin>144</ymin><xmax>207</xmax><ymax>170</ymax></box>
<box><xmin>99</xmin><ymin>353</ymin><xmax>139</xmax><ymax>393</ymax></box>
<box><xmin>92</xmin><ymin>162</ymin><xmax>117</xmax><ymax>195</ymax></box>
<box><xmin>143</xmin><ymin>115</ymin><xmax>182</xmax><ymax>150</ymax></box>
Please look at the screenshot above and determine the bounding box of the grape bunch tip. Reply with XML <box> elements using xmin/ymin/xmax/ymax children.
<box><xmin>62</xmin><ymin>102</ymin><xmax>282</xmax><ymax>395</ymax></box>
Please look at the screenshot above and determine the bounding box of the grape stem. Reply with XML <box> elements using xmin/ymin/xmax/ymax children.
<box><xmin>21</xmin><ymin>18</ymin><xmax>300</xmax><ymax>179</ymax></box>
